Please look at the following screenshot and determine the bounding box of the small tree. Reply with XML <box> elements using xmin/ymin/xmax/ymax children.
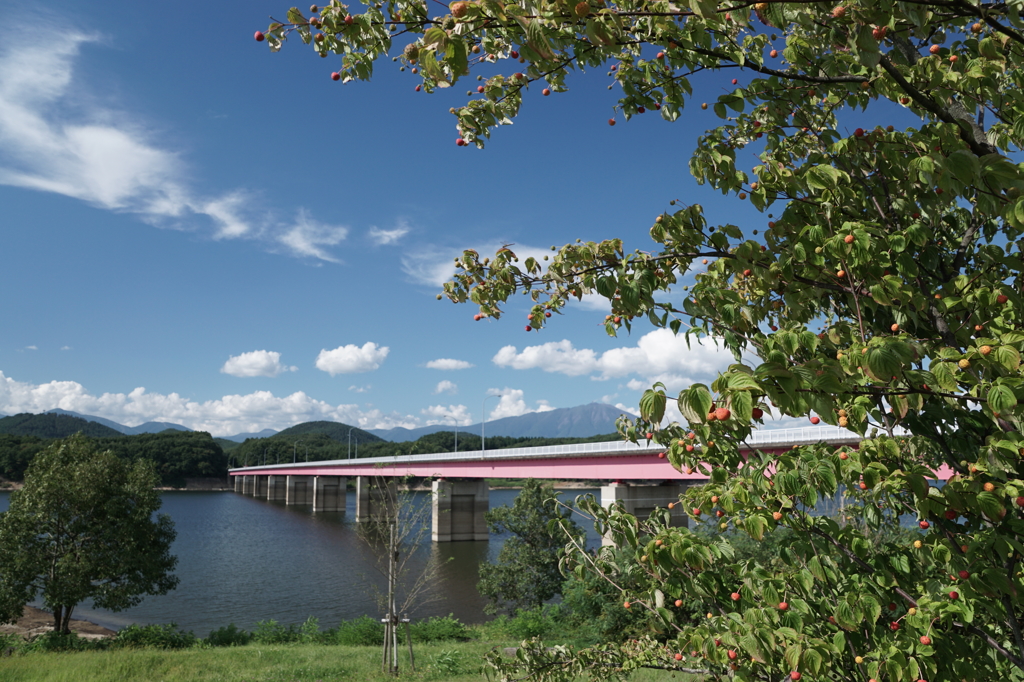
<box><xmin>478</xmin><ymin>479</ymin><xmax>583</xmax><ymax>615</ymax></box>
<box><xmin>0</xmin><ymin>434</ymin><xmax>178</xmax><ymax>633</ymax></box>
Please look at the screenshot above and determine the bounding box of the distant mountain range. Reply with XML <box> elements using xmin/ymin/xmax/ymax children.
<box><xmin>47</xmin><ymin>409</ymin><xmax>193</xmax><ymax>436</ymax></box>
<box><xmin>6</xmin><ymin>402</ymin><xmax>629</xmax><ymax>443</ymax></box>
<box><xmin>368</xmin><ymin>403</ymin><xmax>627</xmax><ymax>441</ymax></box>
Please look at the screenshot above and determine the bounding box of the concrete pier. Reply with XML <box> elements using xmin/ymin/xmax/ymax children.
<box><xmin>313</xmin><ymin>476</ymin><xmax>346</xmax><ymax>512</ymax></box>
<box><xmin>355</xmin><ymin>476</ymin><xmax>397</xmax><ymax>523</ymax></box>
<box><xmin>600</xmin><ymin>482</ymin><xmax>689</xmax><ymax>545</ymax></box>
<box><xmin>254</xmin><ymin>476</ymin><xmax>268</xmax><ymax>498</ymax></box>
<box><xmin>242</xmin><ymin>475</ymin><xmax>254</xmax><ymax>496</ymax></box>
<box><xmin>234</xmin><ymin>476</ymin><xmax>243</xmax><ymax>493</ymax></box>
<box><xmin>432</xmin><ymin>479</ymin><xmax>489</xmax><ymax>542</ymax></box>
<box><xmin>286</xmin><ymin>475</ymin><xmax>313</xmax><ymax>505</ymax></box>
<box><xmin>267</xmin><ymin>475</ymin><xmax>286</xmax><ymax>501</ymax></box>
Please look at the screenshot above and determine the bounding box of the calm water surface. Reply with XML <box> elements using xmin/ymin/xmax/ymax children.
<box><xmin>0</xmin><ymin>488</ymin><xmax>601</xmax><ymax>635</ymax></box>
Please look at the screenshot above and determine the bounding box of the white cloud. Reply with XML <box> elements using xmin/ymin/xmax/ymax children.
<box><xmin>369</xmin><ymin>220</ymin><xmax>410</xmax><ymax>245</ymax></box>
<box><xmin>434</xmin><ymin>380</ymin><xmax>458</xmax><ymax>395</ymax></box>
<box><xmin>315</xmin><ymin>342</ymin><xmax>390</xmax><ymax>375</ymax></box>
<box><xmin>493</xmin><ymin>329</ymin><xmax>735</xmax><ymax>387</ymax></box>
<box><xmin>220</xmin><ymin>350</ymin><xmax>296</xmax><ymax>378</ymax></box>
<box><xmin>60</xmin><ymin>346</ymin><xmax>71</xmax><ymax>351</ymax></box>
<box><xmin>0</xmin><ymin>370</ymin><xmax>420</xmax><ymax>436</ymax></box>
<box><xmin>486</xmin><ymin>388</ymin><xmax>556</xmax><ymax>420</ymax></box>
<box><xmin>0</xmin><ymin>29</ymin><xmax>346</xmax><ymax>262</ymax></box>
<box><xmin>421</xmin><ymin>404</ymin><xmax>471</xmax><ymax>425</ymax></box>
<box><xmin>348</xmin><ymin>384</ymin><xmax>371</xmax><ymax>393</ymax></box>
<box><xmin>25</xmin><ymin>345</ymin><xmax>37</xmax><ymax>351</ymax></box>
<box><xmin>277</xmin><ymin>209</ymin><xmax>349</xmax><ymax>262</ymax></box>
<box><xmin>425</xmin><ymin>358</ymin><xmax>474</xmax><ymax>370</ymax></box>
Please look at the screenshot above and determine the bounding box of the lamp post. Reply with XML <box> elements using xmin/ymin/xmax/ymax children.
<box><xmin>293</xmin><ymin>440</ymin><xmax>305</xmax><ymax>464</ymax></box>
<box><xmin>348</xmin><ymin>427</ymin><xmax>355</xmax><ymax>460</ymax></box>
<box><xmin>447</xmin><ymin>415</ymin><xmax>459</xmax><ymax>453</ymax></box>
<box><xmin>482</xmin><ymin>393</ymin><xmax>501</xmax><ymax>458</ymax></box>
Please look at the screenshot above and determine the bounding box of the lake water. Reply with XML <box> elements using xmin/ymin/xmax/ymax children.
<box><xmin>0</xmin><ymin>488</ymin><xmax>602</xmax><ymax>636</ymax></box>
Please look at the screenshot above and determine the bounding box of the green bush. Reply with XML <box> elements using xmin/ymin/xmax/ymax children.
<box><xmin>112</xmin><ymin>623</ymin><xmax>197</xmax><ymax>649</ymax></box>
<box><xmin>410</xmin><ymin>614</ymin><xmax>470</xmax><ymax>643</ymax></box>
<box><xmin>491</xmin><ymin>605</ymin><xmax>561</xmax><ymax>641</ymax></box>
<box><xmin>252</xmin><ymin>619</ymin><xmax>298</xmax><ymax>644</ymax></box>
<box><xmin>24</xmin><ymin>631</ymin><xmax>106</xmax><ymax>653</ymax></box>
<box><xmin>205</xmin><ymin>623</ymin><xmax>251</xmax><ymax>647</ymax></box>
<box><xmin>332</xmin><ymin>615</ymin><xmax>384</xmax><ymax>646</ymax></box>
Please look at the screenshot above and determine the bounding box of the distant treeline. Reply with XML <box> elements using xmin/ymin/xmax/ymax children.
<box><xmin>0</xmin><ymin>431</ymin><xmax>228</xmax><ymax>487</ymax></box>
<box><xmin>228</xmin><ymin>430</ymin><xmax>621</xmax><ymax>467</ymax></box>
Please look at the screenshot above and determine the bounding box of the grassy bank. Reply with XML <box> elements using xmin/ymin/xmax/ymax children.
<box><xmin>0</xmin><ymin>639</ymin><xmax>679</xmax><ymax>682</ymax></box>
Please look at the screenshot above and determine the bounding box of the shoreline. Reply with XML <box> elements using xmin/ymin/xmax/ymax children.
<box><xmin>0</xmin><ymin>605</ymin><xmax>117</xmax><ymax>640</ymax></box>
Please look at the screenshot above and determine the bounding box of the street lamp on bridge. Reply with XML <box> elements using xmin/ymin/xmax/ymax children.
<box><xmin>482</xmin><ymin>393</ymin><xmax>502</xmax><ymax>459</ymax></box>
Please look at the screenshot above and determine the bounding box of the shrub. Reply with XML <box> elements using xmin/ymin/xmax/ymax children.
<box><xmin>25</xmin><ymin>631</ymin><xmax>106</xmax><ymax>652</ymax></box>
<box><xmin>112</xmin><ymin>623</ymin><xmax>197</xmax><ymax>649</ymax></box>
<box><xmin>410</xmin><ymin>614</ymin><xmax>470</xmax><ymax>643</ymax></box>
<box><xmin>205</xmin><ymin>623</ymin><xmax>251</xmax><ymax>647</ymax></box>
<box><xmin>252</xmin><ymin>619</ymin><xmax>298</xmax><ymax>644</ymax></box>
<box><xmin>494</xmin><ymin>605</ymin><xmax>560</xmax><ymax>641</ymax></box>
<box><xmin>332</xmin><ymin>615</ymin><xmax>384</xmax><ymax>646</ymax></box>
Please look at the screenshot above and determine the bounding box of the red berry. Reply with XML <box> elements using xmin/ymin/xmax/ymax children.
<box><xmin>510</xmin><ymin>50</ymin><xmax>519</xmax><ymax>58</ymax></box>
<box><xmin>637</xmin><ymin>106</ymin><xmax>645</xmax><ymax>113</ymax></box>
<box><xmin>779</xmin><ymin>601</ymin><xmax>789</xmax><ymax>611</ymax></box>
<box><xmin>331</xmin><ymin>72</ymin><xmax>341</xmax><ymax>81</ymax></box>
<box><xmin>752</xmin><ymin>408</ymin><xmax>763</xmax><ymax>419</ymax></box>
<box><xmin>608</xmin><ymin>118</ymin><xmax>616</xmax><ymax>126</ymax></box>
<box><xmin>254</xmin><ymin>31</ymin><xmax>266</xmax><ymax>42</ymax></box>
<box><xmin>674</xmin><ymin>653</ymin><xmax>683</xmax><ymax>660</ymax></box>
<box><xmin>524</xmin><ymin>326</ymin><xmax>531</xmax><ymax>331</ymax></box>
<box><xmin>731</xmin><ymin>592</ymin><xmax>741</xmax><ymax>601</ymax></box>
<box><xmin>345</xmin><ymin>15</ymin><xmax>354</xmax><ymax>24</ymax></box>
<box><xmin>477</xmin><ymin>85</ymin><xmax>485</xmax><ymax>93</ymax></box>
<box><xmin>998</xmin><ymin>294</ymin><xmax>1010</xmax><ymax>304</ymax></box>
<box><xmin>791</xmin><ymin>673</ymin><xmax>802</xmax><ymax>681</ymax></box>
<box><xmin>945</xmin><ymin>510</ymin><xmax>957</xmax><ymax>520</ymax></box>
<box><xmin>1017</xmin><ymin>496</ymin><xmax>1024</xmax><ymax>507</ymax></box>
<box><xmin>920</xmin><ymin>636</ymin><xmax>931</xmax><ymax>645</ymax></box>
<box><xmin>731</xmin><ymin>78</ymin><xmax>738</xmax><ymax>85</ymax></box>
<box><xmin>919</xmin><ymin>520</ymin><xmax>930</xmax><ymax>529</ymax></box>
<box><xmin>810</xmin><ymin>416</ymin><xmax>820</xmax><ymax>425</ymax></box>
<box><xmin>727</xmin><ymin>650</ymin><xmax>738</xmax><ymax>660</ymax></box>
<box><xmin>949</xmin><ymin>591</ymin><xmax>959</xmax><ymax>600</ymax></box>
<box><xmin>542</xmin><ymin>88</ymin><xmax>551</xmax><ymax>96</ymax></box>
<box><xmin>657</xmin><ymin>51</ymin><xmax>665</xmax><ymax>59</ymax></box>
<box><xmin>456</xmin><ymin>138</ymin><xmax>465</xmax><ymax>146</ymax></box>
<box><xmin>715</xmin><ymin>407</ymin><xmax>731</xmax><ymax>421</ymax></box>
<box><xmin>854</xmin><ymin>128</ymin><xmax>865</xmax><ymax>137</ymax></box>
<box><xmin>959</xmin><ymin>570</ymin><xmax>970</xmax><ymax>579</ymax></box>
<box><xmin>415</xmin><ymin>84</ymin><xmax>421</xmax><ymax>91</ymax></box>
<box><xmin>890</xmin><ymin>621</ymin><xmax>900</xmax><ymax>630</ymax></box>
<box><xmin>930</xmin><ymin>44</ymin><xmax>940</xmax><ymax>54</ymax></box>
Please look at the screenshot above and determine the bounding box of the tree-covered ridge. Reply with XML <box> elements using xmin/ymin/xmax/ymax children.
<box><xmin>275</xmin><ymin>420</ymin><xmax>383</xmax><ymax>443</ymax></box>
<box><xmin>0</xmin><ymin>413</ymin><xmax>123</xmax><ymax>439</ymax></box>
<box><xmin>0</xmin><ymin>431</ymin><xmax>227</xmax><ymax>487</ymax></box>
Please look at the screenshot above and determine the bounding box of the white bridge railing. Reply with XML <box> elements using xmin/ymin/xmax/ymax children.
<box><xmin>231</xmin><ymin>426</ymin><xmax>866</xmax><ymax>472</ymax></box>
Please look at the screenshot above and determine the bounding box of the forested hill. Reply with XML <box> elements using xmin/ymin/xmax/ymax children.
<box><xmin>0</xmin><ymin>431</ymin><xmax>227</xmax><ymax>487</ymax></box>
<box><xmin>275</xmin><ymin>421</ymin><xmax>383</xmax><ymax>443</ymax></box>
<box><xmin>0</xmin><ymin>413</ymin><xmax>124</xmax><ymax>439</ymax></box>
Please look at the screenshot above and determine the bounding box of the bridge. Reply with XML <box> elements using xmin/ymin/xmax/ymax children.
<box><xmin>230</xmin><ymin>426</ymin><xmax>864</xmax><ymax>542</ymax></box>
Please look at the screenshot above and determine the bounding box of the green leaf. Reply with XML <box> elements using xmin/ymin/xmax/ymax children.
<box><xmin>989</xmin><ymin>384</ymin><xmax>1018</xmax><ymax>413</ymax></box>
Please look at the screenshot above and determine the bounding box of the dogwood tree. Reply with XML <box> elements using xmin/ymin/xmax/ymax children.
<box><xmin>263</xmin><ymin>1</ymin><xmax>1024</xmax><ymax>679</ymax></box>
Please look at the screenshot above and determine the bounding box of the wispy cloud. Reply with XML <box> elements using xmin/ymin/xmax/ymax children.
<box><xmin>0</xmin><ymin>27</ymin><xmax>347</xmax><ymax>262</ymax></box>
<box><xmin>425</xmin><ymin>358</ymin><xmax>474</xmax><ymax>370</ymax></box>
<box><xmin>369</xmin><ymin>219</ymin><xmax>410</xmax><ymax>245</ymax></box>
<box><xmin>433</xmin><ymin>380</ymin><xmax>458</xmax><ymax>394</ymax></box>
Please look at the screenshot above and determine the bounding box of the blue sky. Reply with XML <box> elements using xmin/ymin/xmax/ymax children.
<box><xmin>1</xmin><ymin>0</ymin><xmax>813</xmax><ymax>436</ymax></box>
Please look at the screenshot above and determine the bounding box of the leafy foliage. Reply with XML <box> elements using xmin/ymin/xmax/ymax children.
<box><xmin>112</xmin><ymin>623</ymin><xmax>197</xmax><ymax>650</ymax></box>
<box><xmin>478</xmin><ymin>479</ymin><xmax>584</xmax><ymax>614</ymax></box>
<box><xmin>0</xmin><ymin>435</ymin><xmax>178</xmax><ymax>633</ymax></box>
<box><xmin>267</xmin><ymin>0</ymin><xmax>1024</xmax><ymax>680</ymax></box>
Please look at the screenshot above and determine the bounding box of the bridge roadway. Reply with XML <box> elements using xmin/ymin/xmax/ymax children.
<box><xmin>229</xmin><ymin>426</ymin><xmax>865</xmax><ymax>542</ymax></box>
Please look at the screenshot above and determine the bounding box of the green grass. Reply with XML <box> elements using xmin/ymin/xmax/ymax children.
<box><xmin>0</xmin><ymin>641</ymin><xmax>680</xmax><ymax>682</ymax></box>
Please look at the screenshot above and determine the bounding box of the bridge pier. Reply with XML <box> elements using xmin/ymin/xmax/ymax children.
<box><xmin>242</xmin><ymin>475</ymin><xmax>254</xmax><ymax>496</ymax></box>
<box><xmin>286</xmin><ymin>475</ymin><xmax>313</xmax><ymax>505</ymax></box>
<box><xmin>355</xmin><ymin>476</ymin><xmax>397</xmax><ymax>523</ymax></box>
<box><xmin>600</xmin><ymin>482</ymin><xmax>690</xmax><ymax>545</ymax></box>
<box><xmin>267</xmin><ymin>475</ymin><xmax>287</xmax><ymax>501</ymax></box>
<box><xmin>234</xmin><ymin>476</ymin><xmax>243</xmax><ymax>493</ymax></box>
<box><xmin>313</xmin><ymin>476</ymin><xmax>346</xmax><ymax>512</ymax></box>
<box><xmin>254</xmin><ymin>475</ymin><xmax>268</xmax><ymax>498</ymax></box>
<box><xmin>432</xmin><ymin>479</ymin><xmax>489</xmax><ymax>542</ymax></box>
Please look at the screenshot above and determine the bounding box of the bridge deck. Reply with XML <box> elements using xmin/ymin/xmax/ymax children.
<box><xmin>229</xmin><ymin>426</ymin><xmax>864</xmax><ymax>481</ymax></box>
